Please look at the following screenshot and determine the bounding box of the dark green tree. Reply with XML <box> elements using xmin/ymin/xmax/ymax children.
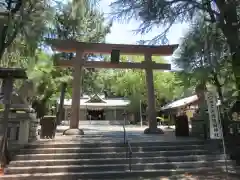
<box><xmin>0</xmin><ymin>0</ymin><xmax>50</xmax><ymax>62</ymax></box>
<box><xmin>174</xmin><ymin>18</ymin><xmax>233</xmax><ymax>102</ymax></box>
<box><xmin>110</xmin><ymin>0</ymin><xmax>240</xmax><ymax>98</ymax></box>
<box><xmin>31</xmin><ymin>0</ymin><xmax>112</xmax><ymax>118</ymax></box>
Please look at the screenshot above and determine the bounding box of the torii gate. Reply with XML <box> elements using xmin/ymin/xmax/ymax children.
<box><xmin>48</xmin><ymin>39</ymin><xmax>178</xmax><ymax>135</ymax></box>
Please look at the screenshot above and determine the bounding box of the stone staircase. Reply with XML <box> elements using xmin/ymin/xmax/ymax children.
<box><xmin>1</xmin><ymin>137</ymin><xmax>238</xmax><ymax>180</ymax></box>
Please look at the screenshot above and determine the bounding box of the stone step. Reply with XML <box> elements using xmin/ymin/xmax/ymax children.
<box><xmin>9</xmin><ymin>154</ymin><xmax>229</xmax><ymax>167</ymax></box>
<box><xmin>13</xmin><ymin>150</ymin><xmax>213</xmax><ymax>161</ymax></box>
<box><xmin>18</xmin><ymin>145</ymin><xmax>206</xmax><ymax>154</ymax></box>
<box><xmin>1</xmin><ymin>167</ymin><xmax>235</xmax><ymax>180</ymax></box>
<box><xmin>24</xmin><ymin>140</ymin><xmax>205</xmax><ymax>149</ymax></box>
<box><xmin>5</xmin><ymin>160</ymin><xmax>234</xmax><ymax>175</ymax></box>
<box><xmin>114</xmin><ymin>172</ymin><xmax>240</xmax><ymax>180</ymax></box>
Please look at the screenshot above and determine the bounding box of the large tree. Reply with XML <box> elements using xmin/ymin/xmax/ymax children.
<box><xmin>0</xmin><ymin>0</ymin><xmax>50</xmax><ymax>62</ymax></box>
<box><xmin>51</xmin><ymin>0</ymin><xmax>111</xmax><ymax>93</ymax></box>
<box><xmin>30</xmin><ymin>0</ymin><xmax>111</xmax><ymax>118</ymax></box>
<box><xmin>174</xmin><ymin>18</ymin><xmax>233</xmax><ymax>102</ymax></box>
<box><xmin>110</xmin><ymin>0</ymin><xmax>240</xmax><ymax>98</ymax></box>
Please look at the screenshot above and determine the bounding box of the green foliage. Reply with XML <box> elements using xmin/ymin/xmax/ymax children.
<box><xmin>110</xmin><ymin>0</ymin><xmax>240</xmax><ymax>45</ymax></box>
<box><xmin>0</xmin><ymin>0</ymin><xmax>112</xmax><ymax>117</ymax></box>
<box><xmin>110</xmin><ymin>0</ymin><xmax>203</xmax><ymax>44</ymax></box>
<box><xmin>0</xmin><ymin>0</ymin><xmax>51</xmax><ymax>63</ymax></box>
<box><xmin>0</xmin><ymin>0</ymin><xmax>185</xmax><ymax>117</ymax></box>
<box><xmin>90</xmin><ymin>55</ymin><xmax>184</xmax><ymax>113</ymax></box>
<box><xmin>174</xmin><ymin>17</ymin><xmax>235</xmax><ymax>100</ymax></box>
<box><xmin>48</xmin><ymin>1</ymin><xmax>111</xmax><ymax>42</ymax></box>
<box><xmin>110</xmin><ymin>0</ymin><xmax>240</xmax><ymax>98</ymax></box>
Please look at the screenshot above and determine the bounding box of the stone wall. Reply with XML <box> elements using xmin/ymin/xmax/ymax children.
<box><xmin>191</xmin><ymin>112</ymin><xmax>209</xmax><ymax>139</ymax></box>
<box><xmin>105</xmin><ymin>109</ymin><xmax>115</xmax><ymax>120</ymax></box>
<box><xmin>116</xmin><ymin>109</ymin><xmax>125</xmax><ymax>121</ymax></box>
<box><xmin>79</xmin><ymin>109</ymin><xmax>86</xmax><ymax>120</ymax></box>
<box><xmin>191</xmin><ymin>119</ymin><xmax>206</xmax><ymax>138</ymax></box>
<box><xmin>64</xmin><ymin>108</ymin><xmax>87</xmax><ymax>120</ymax></box>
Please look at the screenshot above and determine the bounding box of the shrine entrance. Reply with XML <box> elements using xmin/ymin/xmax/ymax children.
<box><xmin>48</xmin><ymin>39</ymin><xmax>178</xmax><ymax>135</ymax></box>
<box><xmin>87</xmin><ymin>109</ymin><xmax>105</xmax><ymax>120</ymax></box>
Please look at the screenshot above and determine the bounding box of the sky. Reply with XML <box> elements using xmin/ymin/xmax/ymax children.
<box><xmin>99</xmin><ymin>0</ymin><xmax>189</xmax><ymax>64</ymax></box>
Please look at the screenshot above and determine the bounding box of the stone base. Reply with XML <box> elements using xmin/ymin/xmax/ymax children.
<box><xmin>63</xmin><ymin>128</ymin><xmax>84</xmax><ymax>135</ymax></box>
<box><xmin>144</xmin><ymin>127</ymin><xmax>164</xmax><ymax>134</ymax></box>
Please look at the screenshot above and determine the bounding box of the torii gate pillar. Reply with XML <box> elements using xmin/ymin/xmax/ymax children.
<box><xmin>63</xmin><ymin>51</ymin><xmax>84</xmax><ymax>135</ymax></box>
<box><xmin>144</xmin><ymin>53</ymin><xmax>163</xmax><ymax>134</ymax></box>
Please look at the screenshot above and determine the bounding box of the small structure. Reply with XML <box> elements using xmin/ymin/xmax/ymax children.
<box><xmin>40</xmin><ymin>116</ymin><xmax>56</xmax><ymax>139</ymax></box>
<box><xmin>58</xmin><ymin>94</ymin><xmax>130</xmax><ymax>125</ymax></box>
<box><xmin>0</xmin><ymin>68</ymin><xmax>37</xmax><ymax>170</ymax></box>
<box><xmin>161</xmin><ymin>95</ymin><xmax>199</xmax><ymax>120</ymax></box>
<box><xmin>161</xmin><ymin>87</ymin><xmax>220</xmax><ymax>139</ymax></box>
<box><xmin>161</xmin><ymin>95</ymin><xmax>202</xmax><ymax>137</ymax></box>
<box><xmin>0</xmin><ymin>71</ymin><xmax>38</xmax><ymax>146</ymax></box>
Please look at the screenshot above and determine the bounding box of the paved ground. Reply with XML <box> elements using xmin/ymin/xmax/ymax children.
<box><xmin>38</xmin><ymin>124</ymin><xmax>199</xmax><ymax>143</ymax></box>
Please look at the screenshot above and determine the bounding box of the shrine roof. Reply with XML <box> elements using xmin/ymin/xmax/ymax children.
<box><xmin>85</xmin><ymin>94</ymin><xmax>106</xmax><ymax>104</ymax></box>
<box><xmin>58</xmin><ymin>96</ymin><xmax>130</xmax><ymax>107</ymax></box>
<box><xmin>47</xmin><ymin>39</ymin><xmax>178</xmax><ymax>55</ymax></box>
<box><xmin>161</xmin><ymin>95</ymin><xmax>198</xmax><ymax>110</ymax></box>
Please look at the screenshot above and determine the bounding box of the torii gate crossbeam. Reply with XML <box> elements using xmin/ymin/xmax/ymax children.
<box><xmin>48</xmin><ymin>39</ymin><xmax>178</xmax><ymax>135</ymax></box>
<box><xmin>55</xmin><ymin>59</ymin><xmax>171</xmax><ymax>70</ymax></box>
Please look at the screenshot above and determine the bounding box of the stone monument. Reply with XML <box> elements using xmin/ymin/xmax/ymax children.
<box><xmin>0</xmin><ymin>79</ymin><xmax>38</xmax><ymax>145</ymax></box>
<box><xmin>191</xmin><ymin>84</ymin><xmax>209</xmax><ymax>139</ymax></box>
<box><xmin>0</xmin><ymin>68</ymin><xmax>28</xmax><ymax>169</ymax></box>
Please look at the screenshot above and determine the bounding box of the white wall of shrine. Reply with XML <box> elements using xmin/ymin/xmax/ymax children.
<box><xmin>60</xmin><ymin>95</ymin><xmax>130</xmax><ymax>125</ymax></box>
<box><xmin>64</xmin><ymin>106</ymin><xmax>127</xmax><ymax>121</ymax></box>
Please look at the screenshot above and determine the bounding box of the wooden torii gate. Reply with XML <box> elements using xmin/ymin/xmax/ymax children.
<box><xmin>48</xmin><ymin>39</ymin><xmax>178</xmax><ymax>135</ymax></box>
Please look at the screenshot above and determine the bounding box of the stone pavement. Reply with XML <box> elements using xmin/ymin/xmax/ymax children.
<box><xmin>35</xmin><ymin>124</ymin><xmax>200</xmax><ymax>144</ymax></box>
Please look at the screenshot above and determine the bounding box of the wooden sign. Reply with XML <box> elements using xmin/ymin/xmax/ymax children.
<box><xmin>205</xmin><ymin>91</ymin><xmax>222</xmax><ymax>139</ymax></box>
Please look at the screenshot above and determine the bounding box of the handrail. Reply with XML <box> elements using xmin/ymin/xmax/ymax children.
<box><xmin>123</xmin><ymin>124</ymin><xmax>126</xmax><ymax>144</ymax></box>
<box><xmin>123</xmin><ymin>121</ymin><xmax>133</xmax><ymax>172</ymax></box>
<box><xmin>126</xmin><ymin>140</ymin><xmax>133</xmax><ymax>172</ymax></box>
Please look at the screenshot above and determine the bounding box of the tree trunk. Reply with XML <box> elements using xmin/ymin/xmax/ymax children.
<box><xmin>212</xmin><ymin>72</ymin><xmax>223</xmax><ymax>102</ymax></box>
<box><xmin>56</xmin><ymin>83</ymin><xmax>67</xmax><ymax>125</ymax></box>
<box><xmin>215</xmin><ymin>1</ymin><xmax>240</xmax><ymax>97</ymax></box>
<box><xmin>231</xmin><ymin>49</ymin><xmax>240</xmax><ymax>99</ymax></box>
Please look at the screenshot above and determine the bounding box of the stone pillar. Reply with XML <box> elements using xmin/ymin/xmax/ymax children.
<box><xmin>63</xmin><ymin>51</ymin><xmax>84</xmax><ymax>135</ymax></box>
<box><xmin>19</xmin><ymin>119</ymin><xmax>29</xmax><ymax>144</ymax></box>
<box><xmin>28</xmin><ymin>113</ymin><xmax>39</xmax><ymax>142</ymax></box>
<box><xmin>144</xmin><ymin>53</ymin><xmax>164</xmax><ymax>134</ymax></box>
<box><xmin>1</xmin><ymin>78</ymin><xmax>13</xmax><ymax>136</ymax></box>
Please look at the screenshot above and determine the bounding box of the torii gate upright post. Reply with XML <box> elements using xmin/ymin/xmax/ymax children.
<box><xmin>48</xmin><ymin>39</ymin><xmax>178</xmax><ymax>135</ymax></box>
<box><xmin>144</xmin><ymin>53</ymin><xmax>159</xmax><ymax>133</ymax></box>
<box><xmin>63</xmin><ymin>51</ymin><xmax>84</xmax><ymax>135</ymax></box>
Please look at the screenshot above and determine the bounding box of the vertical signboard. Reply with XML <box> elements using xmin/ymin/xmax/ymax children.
<box><xmin>205</xmin><ymin>91</ymin><xmax>222</xmax><ymax>139</ymax></box>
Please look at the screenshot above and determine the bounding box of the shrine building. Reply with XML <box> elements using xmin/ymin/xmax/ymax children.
<box><xmin>58</xmin><ymin>94</ymin><xmax>130</xmax><ymax>124</ymax></box>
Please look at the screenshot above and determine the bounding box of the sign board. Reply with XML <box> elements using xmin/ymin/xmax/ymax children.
<box><xmin>205</xmin><ymin>91</ymin><xmax>222</xmax><ymax>139</ymax></box>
